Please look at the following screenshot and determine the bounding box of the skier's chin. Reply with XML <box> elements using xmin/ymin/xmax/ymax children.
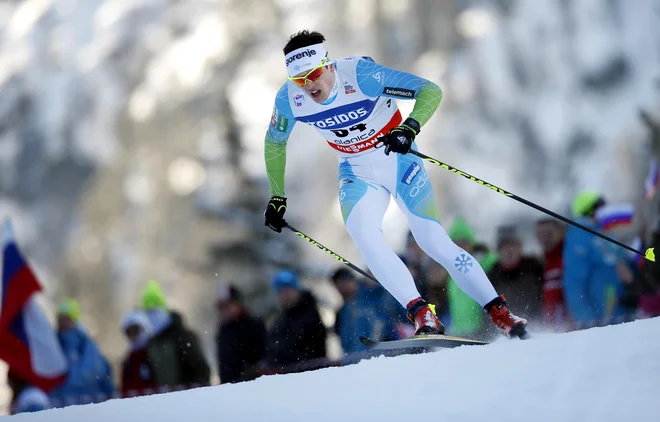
<box><xmin>309</xmin><ymin>88</ymin><xmax>327</xmax><ymax>103</ymax></box>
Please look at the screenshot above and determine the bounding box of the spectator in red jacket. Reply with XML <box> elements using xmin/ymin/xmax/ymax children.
<box><xmin>120</xmin><ymin>310</ymin><xmax>157</xmax><ymax>397</ymax></box>
<box><xmin>535</xmin><ymin>218</ymin><xmax>568</xmax><ymax>330</ymax></box>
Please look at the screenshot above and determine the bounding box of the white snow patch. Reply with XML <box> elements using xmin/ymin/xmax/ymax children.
<box><xmin>11</xmin><ymin>318</ymin><xmax>660</xmax><ymax>422</ymax></box>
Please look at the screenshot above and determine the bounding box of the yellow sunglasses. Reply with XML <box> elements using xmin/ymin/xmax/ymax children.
<box><xmin>288</xmin><ymin>57</ymin><xmax>329</xmax><ymax>87</ymax></box>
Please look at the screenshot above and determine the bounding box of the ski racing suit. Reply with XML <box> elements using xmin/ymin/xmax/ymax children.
<box><xmin>265</xmin><ymin>56</ymin><xmax>499</xmax><ymax>310</ymax></box>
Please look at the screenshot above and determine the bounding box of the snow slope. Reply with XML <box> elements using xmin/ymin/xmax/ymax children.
<box><xmin>9</xmin><ymin>318</ymin><xmax>660</xmax><ymax>422</ymax></box>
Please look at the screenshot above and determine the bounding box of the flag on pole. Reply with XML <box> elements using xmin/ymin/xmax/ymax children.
<box><xmin>595</xmin><ymin>203</ymin><xmax>635</xmax><ymax>231</ymax></box>
<box><xmin>0</xmin><ymin>220</ymin><xmax>67</xmax><ymax>392</ymax></box>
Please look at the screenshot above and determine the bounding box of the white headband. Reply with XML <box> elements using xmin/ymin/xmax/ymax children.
<box><xmin>285</xmin><ymin>43</ymin><xmax>327</xmax><ymax>78</ymax></box>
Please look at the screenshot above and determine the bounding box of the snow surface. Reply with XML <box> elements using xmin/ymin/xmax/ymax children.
<box><xmin>8</xmin><ymin>317</ymin><xmax>660</xmax><ymax>422</ymax></box>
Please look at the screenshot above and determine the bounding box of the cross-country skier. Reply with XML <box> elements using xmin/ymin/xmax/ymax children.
<box><xmin>263</xmin><ymin>30</ymin><xmax>528</xmax><ymax>339</ymax></box>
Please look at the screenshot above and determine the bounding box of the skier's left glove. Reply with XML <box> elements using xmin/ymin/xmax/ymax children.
<box><xmin>377</xmin><ymin>117</ymin><xmax>421</xmax><ymax>155</ymax></box>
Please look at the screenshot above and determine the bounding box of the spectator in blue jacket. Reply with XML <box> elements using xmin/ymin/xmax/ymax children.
<box><xmin>562</xmin><ymin>192</ymin><xmax>623</xmax><ymax>329</ymax></box>
<box><xmin>49</xmin><ymin>298</ymin><xmax>115</xmax><ymax>406</ymax></box>
<box><xmin>332</xmin><ymin>268</ymin><xmax>404</xmax><ymax>354</ymax></box>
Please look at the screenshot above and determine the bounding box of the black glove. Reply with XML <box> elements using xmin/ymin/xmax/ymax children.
<box><xmin>377</xmin><ymin>117</ymin><xmax>421</xmax><ymax>155</ymax></box>
<box><xmin>264</xmin><ymin>196</ymin><xmax>287</xmax><ymax>232</ymax></box>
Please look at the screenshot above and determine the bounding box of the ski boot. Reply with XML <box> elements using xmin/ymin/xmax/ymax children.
<box><xmin>485</xmin><ymin>295</ymin><xmax>529</xmax><ymax>339</ymax></box>
<box><xmin>406</xmin><ymin>298</ymin><xmax>445</xmax><ymax>335</ymax></box>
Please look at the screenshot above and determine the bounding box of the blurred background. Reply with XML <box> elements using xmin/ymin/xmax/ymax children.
<box><xmin>1</xmin><ymin>0</ymin><xmax>659</xmax><ymax>415</ymax></box>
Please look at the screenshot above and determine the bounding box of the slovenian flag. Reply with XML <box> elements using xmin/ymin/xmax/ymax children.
<box><xmin>0</xmin><ymin>220</ymin><xmax>67</xmax><ymax>392</ymax></box>
<box><xmin>595</xmin><ymin>203</ymin><xmax>635</xmax><ymax>231</ymax></box>
<box><xmin>645</xmin><ymin>158</ymin><xmax>659</xmax><ymax>199</ymax></box>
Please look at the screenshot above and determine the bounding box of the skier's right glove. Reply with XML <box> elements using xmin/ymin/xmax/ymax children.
<box><xmin>377</xmin><ymin>117</ymin><xmax>420</xmax><ymax>156</ymax></box>
<box><xmin>264</xmin><ymin>196</ymin><xmax>287</xmax><ymax>233</ymax></box>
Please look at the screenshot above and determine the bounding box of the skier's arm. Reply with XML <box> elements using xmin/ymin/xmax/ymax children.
<box><xmin>265</xmin><ymin>84</ymin><xmax>297</xmax><ymax>197</ymax></box>
<box><xmin>355</xmin><ymin>57</ymin><xmax>443</xmax><ymax>128</ymax></box>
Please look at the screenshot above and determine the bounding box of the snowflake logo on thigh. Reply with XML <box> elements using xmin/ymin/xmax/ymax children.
<box><xmin>454</xmin><ymin>253</ymin><xmax>473</xmax><ymax>273</ymax></box>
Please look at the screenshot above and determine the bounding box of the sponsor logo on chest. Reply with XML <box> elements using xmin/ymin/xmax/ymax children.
<box><xmin>310</xmin><ymin>107</ymin><xmax>368</xmax><ymax>128</ymax></box>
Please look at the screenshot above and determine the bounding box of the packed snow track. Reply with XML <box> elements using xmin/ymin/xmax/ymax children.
<box><xmin>10</xmin><ymin>318</ymin><xmax>660</xmax><ymax>422</ymax></box>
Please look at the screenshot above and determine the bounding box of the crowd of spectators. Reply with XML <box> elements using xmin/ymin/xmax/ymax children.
<box><xmin>7</xmin><ymin>186</ymin><xmax>660</xmax><ymax>415</ymax></box>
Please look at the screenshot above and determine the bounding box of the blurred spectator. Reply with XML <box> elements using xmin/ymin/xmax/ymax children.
<box><xmin>445</xmin><ymin>217</ymin><xmax>498</xmax><ymax>338</ymax></box>
<box><xmin>332</xmin><ymin>267</ymin><xmax>359</xmax><ymax>303</ymax></box>
<box><xmin>141</xmin><ymin>281</ymin><xmax>211</xmax><ymax>390</ymax></box>
<box><xmin>120</xmin><ymin>310</ymin><xmax>157</xmax><ymax>397</ymax></box>
<box><xmin>15</xmin><ymin>387</ymin><xmax>50</xmax><ymax>414</ymax></box>
<box><xmin>488</xmin><ymin>225</ymin><xmax>544</xmax><ymax>322</ymax></box>
<box><xmin>639</xmin><ymin>223</ymin><xmax>660</xmax><ymax>316</ymax></box>
<box><xmin>562</xmin><ymin>192</ymin><xmax>623</xmax><ymax>328</ymax></box>
<box><xmin>215</xmin><ymin>284</ymin><xmax>268</xmax><ymax>384</ymax></box>
<box><xmin>535</xmin><ymin>218</ymin><xmax>568</xmax><ymax>327</ymax></box>
<box><xmin>404</xmin><ymin>232</ymin><xmax>427</xmax><ymax>292</ymax></box>
<box><xmin>595</xmin><ymin>203</ymin><xmax>641</xmax><ymax>320</ymax></box>
<box><xmin>267</xmin><ymin>270</ymin><xmax>327</xmax><ymax>370</ymax></box>
<box><xmin>331</xmin><ymin>268</ymin><xmax>404</xmax><ymax>354</ymax></box>
<box><xmin>7</xmin><ymin>370</ymin><xmax>50</xmax><ymax>414</ymax></box>
<box><xmin>48</xmin><ymin>298</ymin><xmax>114</xmax><ymax>405</ymax></box>
<box><xmin>331</xmin><ymin>267</ymin><xmax>358</xmax><ymax>341</ymax></box>
<box><xmin>405</xmin><ymin>231</ymin><xmax>426</xmax><ymax>270</ymax></box>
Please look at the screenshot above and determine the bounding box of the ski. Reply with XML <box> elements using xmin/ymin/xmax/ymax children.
<box><xmin>360</xmin><ymin>334</ymin><xmax>489</xmax><ymax>351</ymax></box>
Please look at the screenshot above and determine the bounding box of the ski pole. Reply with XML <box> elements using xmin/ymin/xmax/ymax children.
<box><xmin>284</xmin><ymin>223</ymin><xmax>381</xmax><ymax>283</ymax></box>
<box><xmin>409</xmin><ymin>150</ymin><xmax>656</xmax><ymax>262</ymax></box>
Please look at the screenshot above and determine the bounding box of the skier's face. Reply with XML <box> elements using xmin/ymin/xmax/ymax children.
<box><xmin>297</xmin><ymin>63</ymin><xmax>336</xmax><ymax>103</ymax></box>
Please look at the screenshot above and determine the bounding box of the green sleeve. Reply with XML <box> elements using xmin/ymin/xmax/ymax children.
<box><xmin>265</xmin><ymin>133</ymin><xmax>288</xmax><ymax>197</ymax></box>
<box><xmin>265</xmin><ymin>83</ymin><xmax>296</xmax><ymax>198</ymax></box>
<box><xmin>408</xmin><ymin>81</ymin><xmax>443</xmax><ymax>128</ymax></box>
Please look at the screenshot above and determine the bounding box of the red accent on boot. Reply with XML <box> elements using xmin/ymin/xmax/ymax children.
<box><xmin>406</xmin><ymin>298</ymin><xmax>444</xmax><ymax>335</ymax></box>
<box><xmin>487</xmin><ymin>295</ymin><xmax>527</xmax><ymax>337</ymax></box>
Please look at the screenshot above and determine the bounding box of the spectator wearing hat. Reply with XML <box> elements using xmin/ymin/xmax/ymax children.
<box><xmin>11</xmin><ymin>385</ymin><xmax>50</xmax><ymax>414</ymax></box>
<box><xmin>487</xmin><ymin>225</ymin><xmax>544</xmax><ymax>323</ymax></box>
<box><xmin>331</xmin><ymin>267</ymin><xmax>404</xmax><ymax>354</ymax></box>
<box><xmin>140</xmin><ymin>281</ymin><xmax>210</xmax><ymax>391</ymax></box>
<box><xmin>562</xmin><ymin>191</ymin><xmax>623</xmax><ymax>328</ymax></box>
<box><xmin>120</xmin><ymin>310</ymin><xmax>157</xmax><ymax>397</ymax></box>
<box><xmin>215</xmin><ymin>284</ymin><xmax>268</xmax><ymax>384</ymax></box>
<box><xmin>7</xmin><ymin>370</ymin><xmax>51</xmax><ymax>414</ymax></box>
<box><xmin>49</xmin><ymin>298</ymin><xmax>115</xmax><ymax>405</ymax></box>
<box><xmin>266</xmin><ymin>270</ymin><xmax>327</xmax><ymax>370</ymax></box>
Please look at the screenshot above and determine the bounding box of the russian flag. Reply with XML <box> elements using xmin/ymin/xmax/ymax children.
<box><xmin>0</xmin><ymin>220</ymin><xmax>67</xmax><ymax>392</ymax></box>
<box><xmin>644</xmin><ymin>158</ymin><xmax>659</xmax><ymax>200</ymax></box>
<box><xmin>595</xmin><ymin>203</ymin><xmax>635</xmax><ymax>231</ymax></box>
